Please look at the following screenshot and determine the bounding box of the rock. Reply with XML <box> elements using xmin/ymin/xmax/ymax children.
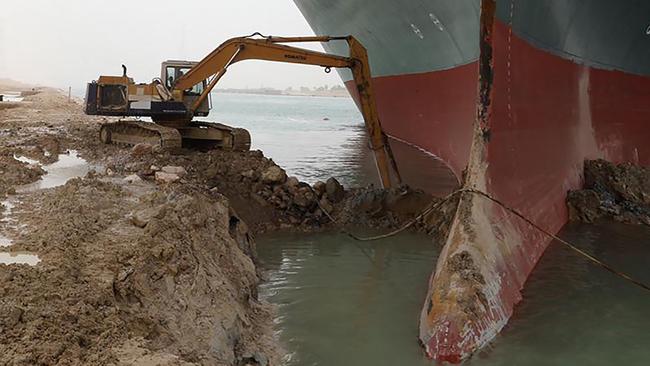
<box><xmin>286</xmin><ymin>176</ymin><xmax>299</xmax><ymax>188</ymax></box>
<box><xmin>241</xmin><ymin>169</ymin><xmax>257</xmax><ymax>180</ymax></box>
<box><xmin>105</xmin><ymin>168</ymin><xmax>115</xmax><ymax>176</ymax></box>
<box><xmin>285</xmin><ymin>177</ymin><xmax>300</xmax><ymax>194</ymax></box>
<box><xmin>325</xmin><ymin>177</ymin><xmax>345</xmax><ymax>203</ymax></box>
<box><xmin>249</xmin><ymin>150</ymin><xmax>264</xmax><ymax>158</ymax></box>
<box><xmin>155</xmin><ymin>171</ymin><xmax>180</xmax><ymax>184</ymax></box>
<box><xmin>123</xmin><ymin>174</ymin><xmax>142</xmax><ymax>184</ymax></box>
<box><xmin>151</xmin><ymin>145</ymin><xmax>164</xmax><ymax>154</ymax></box>
<box><xmin>0</xmin><ymin>303</ymin><xmax>23</xmax><ymax>327</ymax></box>
<box><xmin>313</xmin><ymin>181</ymin><xmax>326</xmax><ymax>197</ymax></box>
<box><xmin>251</xmin><ymin>193</ymin><xmax>268</xmax><ymax>207</ymax></box>
<box><xmin>161</xmin><ymin>165</ymin><xmax>187</xmax><ymax>177</ymax></box>
<box><xmin>319</xmin><ymin>197</ymin><xmax>334</xmax><ymax>214</ymax></box>
<box><xmin>129</xmin><ymin>206</ymin><xmax>163</xmax><ymax>228</ymax></box>
<box><xmin>150</xmin><ymin>165</ymin><xmax>160</xmax><ymax>171</ymax></box>
<box><xmin>261</xmin><ymin>165</ymin><xmax>286</xmax><ymax>185</ymax></box>
<box><xmin>259</xmin><ymin>188</ymin><xmax>272</xmax><ymax>199</ymax></box>
<box><xmin>294</xmin><ymin>186</ymin><xmax>316</xmax><ymax>209</ymax></box>
<box><xmin>131</xmin><ymin>143</ymin><xmax>153</xmax><ymax>157</ymax></box>
<box><xmin>568</xmin><ymin>160</ymin><xmax>650</xmax><ymax>225</ymax></box>
<box><xmin>293</xmin><ymin>193</ymin><xmax>310</xmax><ymax>208</ymax></box>
<box><xmin>567</xmin><ymin>190</ymin><xmax>602</xmax><ymax>223</ymax></box>
<box><xmin>124</xmin><ymin>162</ymin><xmax>140</xmax><ymax>172</ymax></box>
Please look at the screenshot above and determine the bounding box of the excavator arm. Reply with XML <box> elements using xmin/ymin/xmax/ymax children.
<box><xmin>174</xmin><ymin>35</ymin><xmax>401</xmax><ymax>188</ymax></box>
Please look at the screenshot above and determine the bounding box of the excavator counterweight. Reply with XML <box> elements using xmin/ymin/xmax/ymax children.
<box><xmin>85</xmin><ymin>34</ymin><xmax>400</xmax><ymax>187</ymax></box>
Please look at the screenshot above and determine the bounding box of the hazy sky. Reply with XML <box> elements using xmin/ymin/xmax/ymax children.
<box><xmin>0</xmin><ymin>0</ymin><xmax>341</xmax><ymax>90</ymax></box>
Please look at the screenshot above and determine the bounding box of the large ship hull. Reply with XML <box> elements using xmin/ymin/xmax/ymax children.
<box><xmin>294</xmin><ymin>0</ymin><xmax>480</xmax><ymax>180</ymax></box>
<box><xmin>295</xmin><ymin>0</ymin><xmax>650</xmax><ymax>361</ymax></box>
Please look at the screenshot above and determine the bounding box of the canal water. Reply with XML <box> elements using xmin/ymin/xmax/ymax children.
<box><xmin>258</xmin><ymin>224</ymin><xmax>650</xmax><ymax>366</ymax></box>
<box><xmin>209</xmin><ymin>93</ymin><xmax>650</xmax><ymax>365</ymax></box>
<box><xmin>205</xmin><ymin>92</ymin><xmax>459</xmax><ymax>194</ymax></box>
<box><xmin>205</xmin><ymin>93</ymin><xmax>371</xmax><ymax>187</ymax></box>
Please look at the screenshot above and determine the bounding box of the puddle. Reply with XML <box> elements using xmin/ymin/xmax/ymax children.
<box><xmin>15</xmin><ymin>150</ymin><xmax>97</xmax><ymax>193</ymax></box>
<box><xmin>13</xmin><ymin>155</ymin><xmax>40</xmax><ymax>165</ymax></box>
<box><xmin>0</xmin><ymin>200</ymin><xmax>16</xmax><ymax>247</ymax></box>
<box><xmin>0</xmin><ymin>252</ymin><xmax>40</xmax><ymax>266</ymax></box>
<box><xmin>0</xmin><ymin>93</ymin><xmax>24</xmax><ymax>102</ymax></box>
<box><xmin>0</xmin><ymin>151</ymin><xmax>96</xmax><ymax>251</ymax></box>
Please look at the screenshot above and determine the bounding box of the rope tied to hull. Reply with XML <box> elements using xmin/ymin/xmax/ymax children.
<box><xmin>320</xmin><ymin>188</ymin><xmax>650</xmax><ymax>292</ymax></box>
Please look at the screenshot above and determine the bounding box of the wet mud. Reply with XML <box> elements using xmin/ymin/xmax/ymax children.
<box><xmin>567</xmin><ymin>159</ymin><xmax>650</xmax><ymax>226</ymax></box>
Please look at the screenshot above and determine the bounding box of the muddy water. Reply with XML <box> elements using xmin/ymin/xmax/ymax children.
<box><xmin>0</xmin><ymin>252</ymin><xmax>40</xmax><ymax>265</ymax></box>
<box><xmin>0</xmin><ymin>151</ymin><xmax>96</xmax><ymax>264</ymax></box>
<box><xmin>258</xmin><ymin>223</ymin><xmax>650</xmax><ymax>365</ymax></box>
<box><xmin>205</xmin><ymin>93</ymin><xmax>369</xmax><ymax>187</ymax></box>
<box><xmin>258</xmin><ymin>231</ymin><xmax>437</xmax><ymax>366</ymax></box>
<box><xmin>15</xmin><ymin>150</ymin><xmax>94</xmax><ymax>192</ymax></box>
<box><xmin>0</xmin><ymin>92</ymin><xmax>24</xmax><ymax>103</ymax></box>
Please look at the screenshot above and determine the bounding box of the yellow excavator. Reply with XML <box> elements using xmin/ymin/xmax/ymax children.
<box><xmin>84</xmin><ymin>34</ymin><xmax>400</xmax><ymax>187</ymax></box>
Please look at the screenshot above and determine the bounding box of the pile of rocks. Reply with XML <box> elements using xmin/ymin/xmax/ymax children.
<box><xmin>101</xmin><ymin>143</ymin><xmax>443</xmax><ymax>234</ymax></box>
<box><xmin>246</xmin><ymin>164</ymin><xmax>345</xmax><ymax>228</ymax></box>
<box><xmin>567</xmin><ymin>159</ymin><xmax>650</xmax><ymax>225</ymax></box>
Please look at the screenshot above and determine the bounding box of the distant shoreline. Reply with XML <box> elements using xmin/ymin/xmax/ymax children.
<box><xmin>213</xmin><ymin>88</ymin><xmax>351</xmax><ymax>98</ymax></box>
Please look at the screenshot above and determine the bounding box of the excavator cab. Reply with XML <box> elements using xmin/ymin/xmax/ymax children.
<box><xmin>160</xmin><ymin>61</ymin><xmax>210</xmax><ymax>118</ymax></box>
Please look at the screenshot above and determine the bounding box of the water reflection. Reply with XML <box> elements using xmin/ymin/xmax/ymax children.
<box><xmin>0</xmin><ymin>252</ymin><xmax>40</xmax><ymax>266</ymax></box>
<box><xmin>15</xmin><ymin>150</ymin><xmax>95</xmax><ymax>192</ymax></box>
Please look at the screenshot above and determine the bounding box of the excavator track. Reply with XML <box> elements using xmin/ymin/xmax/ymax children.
<box><xmin>182</xmin><ymin>121</ymin><xmax>251</xmax><ymax>151</ymax></box>
<box><xmin>231</xmin><ymin>127</ymin><xmax>252</xmax><ymax>152</ymax></box>
<box><xmin>99</xmin><ymin>120</ymin><xmax>182</xmax><ymax>149</ymax></box>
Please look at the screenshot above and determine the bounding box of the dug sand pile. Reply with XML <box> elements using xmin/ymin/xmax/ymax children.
<box><xmin>0</xmin><ymin>177</ymin><xmax>276</xmax><ymax>365</ymax></box>
<box><xmin>97</xmin><ymin>145</ymin><xmax>454</xmax><ymax>237</ymax></box>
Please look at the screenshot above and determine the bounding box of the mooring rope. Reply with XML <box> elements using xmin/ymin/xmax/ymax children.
<box><xmin>319</xmin><ymin>188</ymin><xmax>650</xmax><ymax>292</ymax></box>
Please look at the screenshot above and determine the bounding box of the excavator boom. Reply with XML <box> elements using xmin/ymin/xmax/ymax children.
<box><xmin>175</xmin><ymin>35</ymin><xmax>400</xmax><ymax>188</ymax></box>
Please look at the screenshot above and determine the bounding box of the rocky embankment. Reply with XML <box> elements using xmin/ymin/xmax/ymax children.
<box><xmin>567</xmin><ymin>159</ymin><xmax>650</xmax><ymax>225</ymax></box>
<box><xmin>97</xmin><ymin>144</ymin><xmax>453</xmax><ymax>236</ymax></box>
<box><xmin>0</xmin><ymin>86</ymin><xmax>450</xmax><ymax>365</ymax></box>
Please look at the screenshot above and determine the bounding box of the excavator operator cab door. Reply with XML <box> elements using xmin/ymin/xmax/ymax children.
<box><xmin>160</xmin><ymin>60</ymin><xmax>211</xmax><ymax>117</ymax></box>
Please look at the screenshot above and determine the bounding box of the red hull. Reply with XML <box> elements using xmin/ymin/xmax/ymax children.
<box><xmin>346</xmin><ymin>63</ymin><xmax>477</xmax><ymax>180</ymax></box>
<box><xmin>419</xmin><ymin>14</ymin><xmax>650</xmax><ymax>362</ymax></box>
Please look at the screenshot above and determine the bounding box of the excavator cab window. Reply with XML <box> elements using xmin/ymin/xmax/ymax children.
<box><xmin>165</xmin><ymin>66</ymin><xmax>177</xmax><ymax>89</ymax></box>
<box><xmin>165</xmin><ymin>66</ymin><xmax>204</xmax><ymax>96</ymax></box>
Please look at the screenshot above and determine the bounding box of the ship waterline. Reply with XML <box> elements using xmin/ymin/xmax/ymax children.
<box><xmin>294</xmin><ymin>0</ymin><xmax>650</xmax><ymax>362</ymax></box>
